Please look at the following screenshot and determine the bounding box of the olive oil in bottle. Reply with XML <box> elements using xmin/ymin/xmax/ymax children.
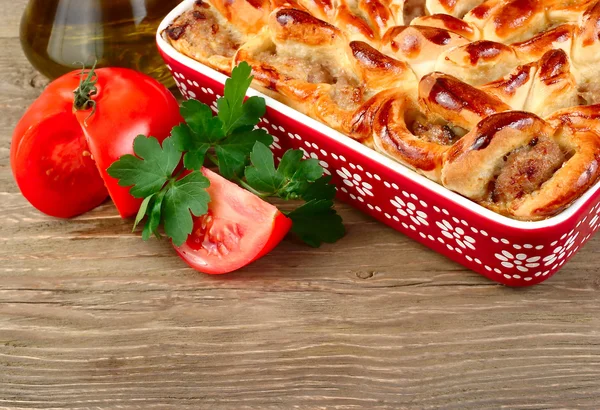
<box><xmin>20</xmin><ymin>0</ymin><xmax>180</xmax><ymax>85</ymax></box>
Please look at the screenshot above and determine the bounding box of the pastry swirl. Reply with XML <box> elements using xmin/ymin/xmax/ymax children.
<box><xmin>442</xmin><ymin>111</ymin><xmax>600</xmax><ymax>219</ymax></box>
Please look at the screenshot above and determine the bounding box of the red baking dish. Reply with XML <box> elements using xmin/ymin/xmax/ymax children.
<box><xmin>156</xmin><ymin>0</ymin><xmax>600</xmax><ymax>286</ymax></box>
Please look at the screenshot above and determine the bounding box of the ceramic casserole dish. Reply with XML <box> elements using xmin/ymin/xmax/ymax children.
<box><xmin>156</xmin><ymin>0</ymin><xmax>600</xmax><ymax>286</ymax></box>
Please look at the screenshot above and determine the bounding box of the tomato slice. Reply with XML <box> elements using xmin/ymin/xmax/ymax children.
<box><xmin>173</xmin><ymin>168</ymin><xmax>292</xmax><ymax>274</ymax></box>
<box><xmin>11</xmin><ymin>112</ymin><xmax>108</xmax><ymax>218</ymax></box>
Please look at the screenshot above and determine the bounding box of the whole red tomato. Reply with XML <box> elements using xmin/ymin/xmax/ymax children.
<box><xmin>11</xmin><ymin>67</ymin><xmax>181</xmax><ymax>218</ymax></box>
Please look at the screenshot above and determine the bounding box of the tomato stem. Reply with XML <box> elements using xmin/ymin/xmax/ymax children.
<box><xmin>73</xmin><ymin>61</ymin><xmax>99</xmax><ymax>120</ymax></box>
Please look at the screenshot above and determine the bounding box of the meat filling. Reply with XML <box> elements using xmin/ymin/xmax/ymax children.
<box><xmin>167</xmin><ymin>7</ymin><xmax>242</xmax><ymax>59</ymax></box>
<box><xmin>256</xmin><ymin>49</ymin><xmax>362</xmax><ymax>109</ymax></box>
<box><xmin>579</xmin><ymin>81</ymin><xmax>600</xmax><ymax>105</ymax></box>
<box><xmin>409</xmin><ymin>116</ymin><xmax>458</xmax><ymax>145</ymax></box>
<box><xmin>330</xmin><ymin>76</ymin><xmax>363</xmax><ymax>110</ymax></box>
<box><xmin>492</xmin><ymin>136</ymin><xmax>566</xmax><ymax>203</ymax></box>
<box><xmin>258</xmin><ymin>51</ymin><xmax>356</xmax><ymax>83</ymax></box>
<box><xmin>403</xmin><ymin>0</ymin><xmax>426</xmax><ymax>24</ymax></box>
<box><xmin>307</xmin><ymin>65</ymin><xmax>334</xmax><ymax>84</ymax></box>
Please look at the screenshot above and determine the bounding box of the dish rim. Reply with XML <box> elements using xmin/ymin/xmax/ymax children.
<box><xmin>156</xmin><ymin>0</ymin><xmax>600</xmax><ymax>231</ymax></box>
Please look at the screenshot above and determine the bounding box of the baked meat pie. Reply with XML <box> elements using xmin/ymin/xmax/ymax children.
<box><xmin>165</xmin><ymin>0</ymin><xmax>600</xmax><ymax>220</ymax></box>
<box><xmin>235</xmin><ymin>8</ymin><xmax>417</xmax><ymax>142</ymax></box>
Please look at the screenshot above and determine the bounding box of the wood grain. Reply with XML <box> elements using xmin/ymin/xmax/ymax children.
<box><xmin>2</xmin><ymin>0</ymin><xmax>600</xmax><ymax>408</ymax></box>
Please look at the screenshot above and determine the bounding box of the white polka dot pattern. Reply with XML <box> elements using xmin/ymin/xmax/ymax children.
<box><xmin>165</xmin><ymin>64</ymin><xmax>600</xmax><ymax>286</ymax></box>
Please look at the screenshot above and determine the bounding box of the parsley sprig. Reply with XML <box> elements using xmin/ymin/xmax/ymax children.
<box><xmin>108</xmin><ymin>62</ymin><xmax>345</xmax><ymax>248</ymax></box>
<box><xmin>107</xmin><ymin>137</ymin><xmax>211</xmax><ymax>246</ymax></box>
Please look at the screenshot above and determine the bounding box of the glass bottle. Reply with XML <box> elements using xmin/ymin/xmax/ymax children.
<box><xmin>20</xmin><ymin>0</ymin><xmax>180</xmax><ymax>85</ymax></box>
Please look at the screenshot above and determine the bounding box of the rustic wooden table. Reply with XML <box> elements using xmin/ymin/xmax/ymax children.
<box><xmin>2</xmin><ymin>1</ymin><xmax>600</xmax><ymax>409</ymax></box>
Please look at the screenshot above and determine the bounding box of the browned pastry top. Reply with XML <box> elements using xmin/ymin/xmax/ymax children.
<box><xmin>166</xmin><ymin>0</ymin><xmax>600</xmax><ymax>220</ymax></box>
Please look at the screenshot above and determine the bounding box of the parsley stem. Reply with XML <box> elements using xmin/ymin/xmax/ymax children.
<box><xmin>206</xmin><ymin>153</ymin><xmax>219</xmax><ymax>167</ymax></box>
<box><xmin>236</xmin><ymin>178</ymin><xmax>270</xmax><ymax>199</ymax></box>
<box><xmin>205</xmin><ymin>150</ymin><xmax>270</xmax><ymax>199</ymax></box>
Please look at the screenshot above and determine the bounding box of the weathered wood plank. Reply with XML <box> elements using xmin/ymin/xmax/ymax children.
<box><xmin>2</xmin><ymin>0</ymin><xmax>600</xmax><ymax>408</ymax></box>
<box><xmin>0</xmin><ymin>0</ymin><xmax>27</xmax><ymax>39</ymax></box>
<box><xmin>2</xmin><ymin>274</ymin><xmax>600</xmax><ymax>409</ymax></box>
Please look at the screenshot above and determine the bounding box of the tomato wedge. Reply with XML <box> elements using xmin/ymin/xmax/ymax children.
<box><xmin>174</xmin><ymin>168</ymin><xmax>292</xmax><ymax>274</ymax></box>
<box><xmin>11</xmin><ymin>67</ymin><xmax>181</xmax><ymax>218</ymax></box>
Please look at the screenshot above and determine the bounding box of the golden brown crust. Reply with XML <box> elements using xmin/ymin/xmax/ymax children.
<box><xmin>348</xmin><ymin>40</ymin><xmax>418</xmax><ymax>90</ymax></box>
<box><xmin>411</xmin><ymin>13</ymin><xmax>480</xmax><ymax>40</ymax></box>
<box><xmin>381</xmin><ymin>25</ymin><xmax>470</xmax><ymax>78</ymax></box>
<box><xmin>419</xmin><ymin>72</ymin><xmax>510</xmax><ymax>129</ymax></box>
<box><xmin>296</xmin><ymin>0</ymin><xmax>335</xmax><ymax>21</ymax></box>
<box><xmin>350</xmin><ymin>88</ymin><xmax>401</xmax><ymax>144</ymax></box>
<box><xmin>464</xmin><ymin>0</ymin><xmax>546</xmax><ymax>44</ymax></box>
<box><xmin>511</xmin><ymin>24</ymin><xmax>575</xmax><ymax>63</ymax></box>
<box><xmin>426</xmin><ymin>0</ymin><xmax>488</xmax><ymax>18</ymax></box>
<box><xmin>546</xmin><ymin>0</ymin><xmax>599</xmax><ymax>23</ymax></box>
<box><xmin>572</xmin><ymin>1</ymin><xmax>600</xmax><ymax>95</ymax></box>
<box><xmin>443</xmin><ymin>112</ymin><xmax>551</xmax><ymax>195</ymax></box>
<box><xmin>480</xmin><ymin>49</ymin><xmax>579</xmax><ymax>117</ymax></box>
<box><xmin>334</xmin><ymin>0</ymin><xmax>397</xmax><ymax>44</ymax></box>
<box><xmin>434</xmin><ymin>40</ymin><xmax>520</xmax><ymax>85</ymax></box>
<box><xmin>233</xmin><ymin>27</ymin><xmax>329</xmax><ymax>112</ymax></box>
<box><xmin>270</xmin><ymin>8</ymin><xmax>342</xmax><ymax>45</ymax></box>
<box><xmin>209</xmin><ymin>0</ymin><xmax>270</xmax><ymax>35</ymax></box>
<box><xmin>371</xmin><ymin>71</ymin><xmax>509</xmax><ymax>181</ymax></box>
<box><xmin>479</xmin><ymin>63</ymin><xmax>536</xmax><ymax>112</ymax></box>
<box><xmin>526</xmin><ymin>49</ymin><xmax>579</xmax><ymax>117</ymax></box>
<box><xmin>511</xmin><ymin>129</ymin><xmax>600</xmax><ymax>219</ymax></box>
<box><xmin>313</xmin><ymin>42</ymin><xmax>418</xmax><ymax>139</ymax></box>
<box><xmin>546</xmin><ymin>104</ymin><xmax>600</xmax><ymax>134</ymax></box>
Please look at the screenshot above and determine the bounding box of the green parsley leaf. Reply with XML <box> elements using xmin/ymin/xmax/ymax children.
<box><xmin>107</xmin><ymin>136</ymin><xmax>180</xmax><ymax>198</ymax></box>
<box><xmin>163</xmin><ymin>172</ymin><xmax>211</xmax><ymax>246</ymax></box>
<box><xmin>133</xmin><ymin>194</ymin><xmax>154</xmax><ymax>232</ymax></box>
<box><xmin>302</xmin><ymin>175</ymin><xmax>337</xmax><ymax>201</ymax></box>
<box><xmin>144</xmin><ymin>190</ymin><xmax>166</xmax><ymax>240</ymax></box>
<box><xmin>172</xmin><ymin>81</ymin><xmax>269</xmax><ymax>176</ymax></box>
<box><xmin>215</xmin><ymin>129</ymin><xmax>273</xmax><ymax>179</ymax></box>
<box><xmin>171</xmin><ymin>124</ymin><xmax>208</xmax><ymax>171</ymax></box>
<box><xmin>180</xmin><ymin>99</ymin><xmax>223</xmax><ymax>139</ymax></box>
<box><xmin>245</xmin><ymin>142</ymin><xmax>323</xmax><ymax>199</ymax></box>
<box><xmin>225</xmin><ymin>96</ymin><xmax>267</xmax><ymax>134</ymax></box>
<box><xmin>142</xmin><ymin>214</ymin><xmax>154</xmax><ymax>241</ymax></box>
<box><xmin>172</xmin><ymin>99</ymin><xmax>225</xmax><ymax>171</ymax></box>
<box><xmin>276</xmin><ymin>149</ymin><xmax>303</xmax><ymax>179</ymax></box>
<box><xmin>244</xmin><ymin>141</ymin><xmax>284</xmax><ymax>194</ymax></box>
<box><xmin>278</xmin><ymin>150</ymin><xmax>323</xmax><ymax>182</ymax></box>
<box><xmin>276</xmin><ymin>150</ymin><xmax>323</xmax><ymax>200</ymax></box>
<box><xmin>217</xmin><ymin>62</ymin><xmax>266</xmax><ymax>134</ymax></box>
<box><xmin>287</xmin><ymin>199</ymin><xmax>345</xmax><ymax>247</ymax></box>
